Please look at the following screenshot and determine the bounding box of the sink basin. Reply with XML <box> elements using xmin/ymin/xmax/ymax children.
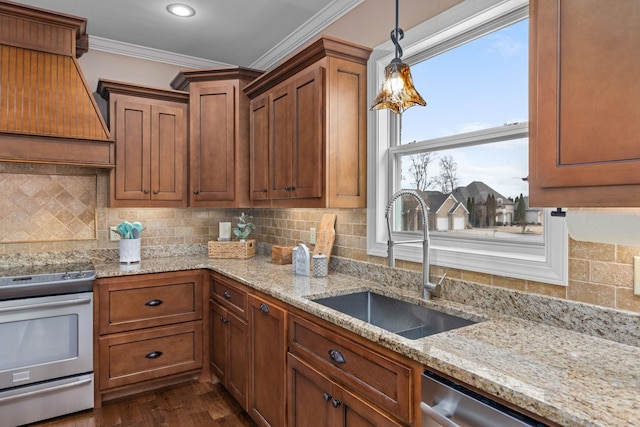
<box><xmin>312</xmin><ymin>291</ymin><xmax>475</xmax><ymax>339</ymax></box>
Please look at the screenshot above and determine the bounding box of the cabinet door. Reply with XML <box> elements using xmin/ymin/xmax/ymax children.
<box><xmin>209</xmin><ymin>301</ymin><xmax>227</xmax><ymax>385</ymax></box>
<box><xmin>150</xmin><ymin>103</ymin><xmax>187</xmax><ymax>202</ymax></box>
<box><xmin>248</xmin><ymin>294</ymin><xmax>286</xmax><ymax>427</ymax></box>
<box><xmin>250</xmin><ymin>93</ymin><xmax>270</xmax><ymax>200</ymax></box>
<box><xmin>113</xmin><ymin>98</ymin><xmax>151</xmax><ymax>201</ymax></box>
<box><xmin>530</xmin><ymin>0</ymin><xmax>640</xmax><ymax>206</ymax></box>
<box><xmin>291</xmin><ymin>66</ymin><xmax>324</xmax><ymax>199</ymax></box>
<box><xmin>288</xmin><ymin>353</ymin><xmax>334</xmax><ymax>427</ymax></box>
<box><xmin>190</xmin><ymin>84</ymin><xmax>236</xmax><ymax>204</ymax></box>
<box><xmin>336</xmin><ymin>387</ymin><xmax>400</xmax><ymax>427</ymax></box>
<box><xmin>269</xmin><ymin>83</ymin><xmax>293</xmax><ymax>200</ymax></box>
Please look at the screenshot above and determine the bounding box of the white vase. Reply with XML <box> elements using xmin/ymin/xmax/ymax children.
<box><xmin>119</xmin><ymin>238</ymin><xmax>141</xmax><ymax>263</ymax></box>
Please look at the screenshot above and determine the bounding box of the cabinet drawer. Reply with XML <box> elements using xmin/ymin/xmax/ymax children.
<box><xmin>289</xmin><ymin>314</ymin><xmax>413</xmax><ymax>423</ymax></box>
<box><xmin>98</xmin><ymin>271</ymin><xmax>203</xmax><ymax>334</ymax></box>
<box><xmin>211</xmin><ymin>272</ymin><xmax>247</xmax><ymax>318</ymax></box>
<box><xmin>99</xmin><ymin>321</ymin><xmax>203</xmax><ymax>390</ymax></box>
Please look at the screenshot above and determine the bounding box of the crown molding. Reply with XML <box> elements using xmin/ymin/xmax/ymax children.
<box><xmin>250</xmin><ymin>0</ymin><xmax>364</xmax><ymax>70</ymax></box>
<box><xmin>88</xmin><ymin>35</ymin><xmax>230</xmax><ymax>69</ymax></box>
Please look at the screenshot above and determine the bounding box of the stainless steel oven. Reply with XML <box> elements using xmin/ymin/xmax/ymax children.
<box><xmin>0</xmin><ymin>262</ymin><xmax>96</xmax><ymax>427</ymax></box>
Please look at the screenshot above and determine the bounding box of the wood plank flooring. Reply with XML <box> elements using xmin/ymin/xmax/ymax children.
<box><xmin>28</xmin><ymin>381</ymin><xmax>257</xmax><ymax>427</ymax></box>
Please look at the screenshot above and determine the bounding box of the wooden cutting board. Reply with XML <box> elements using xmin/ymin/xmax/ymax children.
<box><xmin>313</xmin><ymin>213</ymin><xmax>336</xmax><ymax>263</ymax></box>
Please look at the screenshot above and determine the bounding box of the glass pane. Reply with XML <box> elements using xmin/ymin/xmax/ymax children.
<box><xmin>398</xmin><ymin>138</ymin><xmax>543</xmax><ymax>243</ymax></box>
<box><xmin>400</xmin><ymin>19</ymin><xmax>528</xmax><ymax>144</ymax></box>
<box><xmin>0</xmin><ymin>314</ymin><xmax>78</xmax><ymax>370</ymax></box>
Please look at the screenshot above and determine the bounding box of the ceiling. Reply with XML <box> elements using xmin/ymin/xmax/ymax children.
<box><xmin>12</xmin><ymin>0</ymin><xmax>461</xmax><ymax>69</ymax></box>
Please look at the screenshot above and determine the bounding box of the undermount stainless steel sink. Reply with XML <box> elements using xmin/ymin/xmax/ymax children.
<box><xmin>312</xmin><ymin>291</ymin><xmax>476</xmax><ymax>339</ymax></box>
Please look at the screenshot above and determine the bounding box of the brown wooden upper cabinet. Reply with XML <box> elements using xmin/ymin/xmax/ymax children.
<box><xmin>171</xmin><ymin>67</ymin><xmax>263</xmax><ymax>208</ymax></box>
<box><xmin>529</xmin><ymin>0</ymin><xmax>640</xmax><ymax>207</ymax></box>
<box><xmin>97</xmin><ymin>80</ymin><xmax>188</xmax><ymax>207</ymax></box>
<box><xmin>245</xmin><ymin>36</ymin><xmax>371</xmax><ymax>208</ymax></box>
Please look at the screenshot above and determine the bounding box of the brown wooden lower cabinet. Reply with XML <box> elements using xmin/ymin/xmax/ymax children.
<box><xmin>247</xmin><ymin>293</ymin><xmax>287</xmax><ymax>427</ymax></box>
<box><xmin>94</xmin><ymin>271</ymin><xmax>206</xmax><ymax>406</ymax></box>
<box><xmin>288</xmin><ymin>353</ymin><xmax>401</xmax><ymax>427</ymax></box>
<box><xmin>210</xmin><ymin>299</ymin><xmax>248</xmax><ymax>408</ymax></box>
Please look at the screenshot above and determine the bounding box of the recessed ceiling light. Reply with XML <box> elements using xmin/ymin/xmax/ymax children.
<box><xmin>166</xmin><ymin>3</ymin><xmax>196</xmax><ymax>17</ymax></box>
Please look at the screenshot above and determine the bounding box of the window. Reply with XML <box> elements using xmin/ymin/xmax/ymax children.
<box><xmin>367</xmin><ymin>0</ymin><xmax>568</xmax><ymax>285</ymax></box>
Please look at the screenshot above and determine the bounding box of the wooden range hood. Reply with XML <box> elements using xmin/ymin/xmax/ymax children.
<box><xmin>0</xmin><ymin>1</ymin><xmax>114</xmax><ymax>167</ymax></box>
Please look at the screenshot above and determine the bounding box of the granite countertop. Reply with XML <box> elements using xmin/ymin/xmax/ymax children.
<box><xmin>94</xmin><ymin>255</ymin><xmax>640</xmax><ymax>427</ymax></box>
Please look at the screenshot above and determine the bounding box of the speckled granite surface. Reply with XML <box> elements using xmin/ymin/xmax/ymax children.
<box><xmin>88</xmin><ymin>253</ymin><xmax>640</xmax><ymax>427</ymax></box>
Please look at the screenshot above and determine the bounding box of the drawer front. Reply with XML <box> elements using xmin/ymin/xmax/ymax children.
<box><xmin>289</xmin><ymin>314</ymin><xmax>413</xmax><ymax>422</ymax></box>
<box><xmin>98</xmin><ymin>271</ymin><xmax>203</xmax><ymax>334</ymax></box>
<box><xmin>99</xmin><ymin>321</ymin><xmax>203</xmax><ymax>390</ymax></box>
<box><xmin>211</xmin><ymin>273</ymin><xmax>247</xmax><ymax>317</ymax></box>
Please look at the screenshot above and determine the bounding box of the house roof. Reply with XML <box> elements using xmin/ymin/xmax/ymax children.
<box><xmin>452</xmin><ymin>181</ymin><xmax>512</xmax><ymax>205</ymax></box>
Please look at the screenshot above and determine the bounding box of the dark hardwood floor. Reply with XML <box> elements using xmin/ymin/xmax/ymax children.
<box><xmin>29</xmin><ymin>381</ymin><xmax>257</xmax><ymax>427</ymax></box>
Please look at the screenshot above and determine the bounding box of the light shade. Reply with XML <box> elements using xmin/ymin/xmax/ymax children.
<box><xmin>370</xmin><ymin>58</ymin><xmax>426</xmax><ymax>114</ymax></box>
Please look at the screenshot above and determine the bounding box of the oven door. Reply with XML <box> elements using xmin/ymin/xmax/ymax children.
<box><xmin>0</xmin><ymin>292</ymin><xmax>93</xmax><ymax>390</ymax></box>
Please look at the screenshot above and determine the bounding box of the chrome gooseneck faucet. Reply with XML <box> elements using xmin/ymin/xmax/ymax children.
<box><xmin>385</xmin><ymin>189</ymin><xmax>442</xmax><ymax>299</ymax></box>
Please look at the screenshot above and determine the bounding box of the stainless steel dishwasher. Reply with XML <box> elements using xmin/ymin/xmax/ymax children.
<box><xmin>421</xmin><ymin>371</ymin><xmax>548</xmax><ymax>427</ymax></box>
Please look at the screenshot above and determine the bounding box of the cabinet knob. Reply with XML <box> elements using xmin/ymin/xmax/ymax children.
<box><xmin>223</xmin><ymin>290</ymin><xmax>231</xmax><ymax>299</ymax></box>
<box><xmin>153</xmin><ymin>189</ymin><xmax>159</xmax><ymax>194</ymax></box>
<box><xmin>220</xmin><ymin>316</ymin><xmax>229</xmax><ymax>324</ymax></box>
<box><xmin>323</xmin><ymin>392</ymin><xmax>332</xmax><ymax>402</ymax></box>
<box><xmin>144</xmin><ymin>299</ymin><xmax>164</xmax><ymax>307</ymax></box>
<box><xmin>284</xmin><ymin>185</ymin><xmax>296</xmax><ymax>192</ymax></box>
<box><xmin>331</xmin><ymin>399</ymin><xmax>342</xmax><ymax>408</ymax></box>
<box><xmin>145</xmin><ymin>351</ymin><xmax>163</xmax><ymax>359</ymax></box>
<box><xmin>328</xmin><ymin>349</ymin><xmax>346</xmax><ymax>364</ymax></box>
<box><xmin>260</xmin><ymin>188</ymin><xmax>268</xmax><ymax>193</ymax></box>
<box><xmin>259</xmin><ymin>303</ymin><xmax>270</xmax><ymax>313</ymax></box>
<box><xmin>193</xmin><ymin>190</ymin><xmax>200</xmax><ymax>195</ymax></box>
<box><xmin>143</xmin><ymin>189</ymin><xmax>150</xmax><ymax>194</ymax></box>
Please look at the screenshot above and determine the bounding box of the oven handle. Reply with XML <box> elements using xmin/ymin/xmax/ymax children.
<box><xmin>420</xmin><ymin>401</ymin><xmax>460</xmax><ymax>427</ymax></box>
<box><xmin>0</xmin><ymin>297</ymin><xmax>92</xmax><ymax>313</ymax></box>
<box><xmin>0</xmin><ymin>377</ymin><xmax>92</xmax><ymax>404</ymax></box>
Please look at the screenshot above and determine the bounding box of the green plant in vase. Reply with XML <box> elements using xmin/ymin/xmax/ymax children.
<box><xmin>233</xmin><ymin>212</ymin><xmax>255</xmax><ymax>241</ymax></box>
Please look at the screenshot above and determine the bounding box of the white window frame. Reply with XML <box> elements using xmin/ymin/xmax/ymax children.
<box><xmin>366</xmin><ymin>0</ymin><xmax>568</xmax><ymax>285</ymax></box>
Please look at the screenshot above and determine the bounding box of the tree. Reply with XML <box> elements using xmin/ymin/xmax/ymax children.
<box><xmin>466</xmin><ymin>196</ymin><xmax>476</xmax><ymax>228</ymax></box>
<box><xmin>514</xmin><ymin>193</ymin><xmax>527</xmax><ymax>233</ymax></box>
<box><xmin>430</xmin><ymin>155</ymin><xmax>459</xmax><ymax>194</ymax></box>
<box><xmin>407</xmin><ymin>152</ymin><xmax>434</xmax><ymax>191</ymax></box>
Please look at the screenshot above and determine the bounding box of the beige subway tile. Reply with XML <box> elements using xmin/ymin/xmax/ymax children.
<box><xmin>617</xmin><ymin>245</ymin><xmax>640</xmax><ymax>264</ymax></box>
<box><xmin>568</xmin><ymin>258</ymin><xmax>590</xmax><ymax>282</ymax></box>
<box><xmin>526</xmin><ymin>281</ymin><xmax>568</xmax><ymax>299</ymax></box>
<box><xmin>493</xmin><ymin>276</ymin><xmax>526</xmax><ymax>291</ymax></box>
<box><xmin>461</xmin><ymin>270</ymin><xmax>492</xmax><ymax>285</ymax></box>
<box><xmin>567</xmin><ymin>280</ymin><xmax>616</xmax><ymax>308</ymax></box>
<box><xmin>569</xmin><ymin>239</ymin><xmax>615</xmax><ymax>262</ymax></box>
<box><xmin>590</xmin><ymin>261</ymin><xmax>634</xmax><ymax>288</ymax></box>
<box><xmin>615</xmin><ymin>288</ymin><xmax>640</xmax><ymax>313</ymax></box>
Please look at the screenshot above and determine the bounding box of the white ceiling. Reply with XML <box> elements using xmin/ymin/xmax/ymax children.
<box><xmin>13</xmin><ymin>0</ymin><xmax>461</xmax><ymax>69</ymax></box>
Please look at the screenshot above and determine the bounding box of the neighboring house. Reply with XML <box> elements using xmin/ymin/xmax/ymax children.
<box><xmin>398</xmin><ymin>181</ymin><xmax>538</xmax><ymax>232</ymax></box>
<box><xmin>523</xmin><ymin>196</ymin><xmax>544</xmax><ymax>225</ymax></box>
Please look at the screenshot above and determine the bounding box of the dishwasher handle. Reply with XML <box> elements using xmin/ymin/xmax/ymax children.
<box><xmin>420</xmin><ymin>401</ymin><xmax>460</xmax><ymax>427</ymax></box>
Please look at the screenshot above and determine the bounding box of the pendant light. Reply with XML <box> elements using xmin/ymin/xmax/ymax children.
<box><xmin>370</xmin><ymin>0</ymin><xmax>426</xmax><ymax>114</ymax></box>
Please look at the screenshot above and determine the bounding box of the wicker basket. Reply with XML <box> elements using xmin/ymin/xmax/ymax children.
<box><xmin>208</xmin><ymin>239</ymin><xmax>256</xmax><ymax>259</ymax></box>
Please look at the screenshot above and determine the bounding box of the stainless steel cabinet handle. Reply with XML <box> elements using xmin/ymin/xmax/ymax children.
<box><xmin>420</xmin><ymin>402</ymin><xmax>459</xmax><ymax>427</ymax></box>
<box><xmin>259</xmin><ymin>303</ymin><xmax>270</xmax><ymax>313</ymax></box>
<box><xmin>331</xmin><ymin>399</ymin><xmax>341</xmax><ymax>408</ymax></box>
<box><xmin>223</xmin><ymin>290</ymin><xmax>231</xmax><ymax>299</ymax></box>
<box><xmin>144</xmin><ymin>299</ymin><xmax>163</xmax><ymax>307</ymax></box>
<box><xmin>145</xmin><ymin>351</ymin><xmax>163</xmax><ymax>359</ymax></box>
<box><xmin>328</xmin><ymin>349</ymin><xmax>346</xmax><ymax>364</ymax></box>
<box><xmin>0</xmin><ymin>297</ymin><xmax>91</xmax><ymax>313</ymax></box>
<box><xmin>323</xmin><ymin>392</ymin><xmax>332</xmax><ymax>402</ymax></box>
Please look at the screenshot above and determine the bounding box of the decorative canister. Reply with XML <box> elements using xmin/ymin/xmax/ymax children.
<box><xmin>312</xmin><ymin>253</ymin><xmax>328</xmax><ymax>277</ymax></box>
<box><xmin>294</xmin><ymin>243</ymin><xmax>310</xmax><ymax>276</ymax></box>
<box><xmin>119</xmin><ymin>238</ymin><xmax>141</xmax><ymax>263</ymax></box>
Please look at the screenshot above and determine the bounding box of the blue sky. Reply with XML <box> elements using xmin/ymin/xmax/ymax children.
<box><xmin>399</xmin><ymin>19</ymin><xmax>529</xmax><ymax>199</ymax></box>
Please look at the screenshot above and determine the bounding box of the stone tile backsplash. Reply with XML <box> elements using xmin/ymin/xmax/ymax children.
<box><xmin>1</xmin><ymin>162</ymin><xmax>639</xmax><ymax>316</ymax></box>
